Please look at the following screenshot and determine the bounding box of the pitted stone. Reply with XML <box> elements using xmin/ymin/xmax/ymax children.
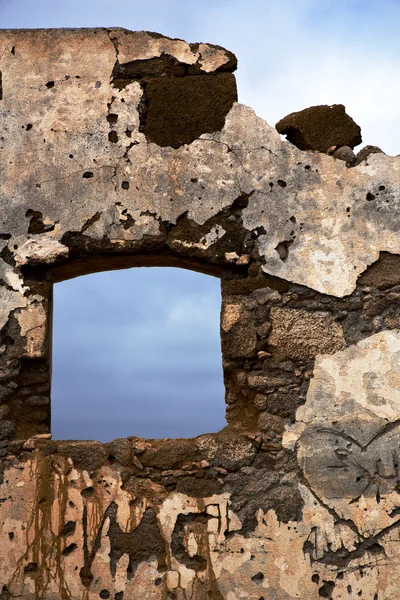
<box><xmin>0</xmin><ymin>27</ymin><xmax>399</xmax><ymax>600</ymax></box>
<box><xmin>275</xmin><ymin>103</ymin><xmax>362</xmax><ymax>152</ymax></box>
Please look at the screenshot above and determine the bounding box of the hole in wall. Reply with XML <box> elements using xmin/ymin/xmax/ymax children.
<box><xmin>275</xmin><ymin>239</ymin><xmax>293</xmax><ymax>261</ymax></box>
<box><xmin>51</xmin><ymin>267</ymin><xmax>225</xmax><ymax>441</ymax></box>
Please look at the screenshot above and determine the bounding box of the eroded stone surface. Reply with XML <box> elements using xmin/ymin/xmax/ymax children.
<box><xmin>2</xmin><ymin>439</ymin><xmax>400</xmax><ymax>599</ymax></box>
<box><xmin>275</xmin><ymin>103</ymin><xmax>362</xmax><ymax>152</ymax></box>
<box><xmin>268</xmin><ymin>307</ymin><xmax>346</xmax><ymax>359</ymax></box>
<box><xmin>284</xmin><ymin>330</ymin><xmax>400</xmax><ymax>536</ymax></box>
<box><xmin>0</xmin><ymin>31</ymin><xmax>399</xmax><ymax>296</ymax></box>
<box><xmin>0</xmin><ymin>27</ymin><xmax>400</xmax><ymax>599</ymax></box>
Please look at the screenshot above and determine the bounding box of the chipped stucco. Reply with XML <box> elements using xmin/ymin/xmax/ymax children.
<box><xmin>0</xmin><ymin>27</ymin><xmax>400</xmax><ymax>599</ymax></box>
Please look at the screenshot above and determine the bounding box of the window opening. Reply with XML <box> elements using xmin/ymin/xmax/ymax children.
<box><xmin>51</xmin><ymin>267</ymin><xmax>225</xmax><ymax>441</ymax></box>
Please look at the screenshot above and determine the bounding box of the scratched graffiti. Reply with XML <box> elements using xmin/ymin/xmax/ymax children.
<box><xmin>293</xmin><ymin>420</ymin><xmax>400</xmax><ymax>541</ymax></box>
<box><xmin>300</xmin><ymin>420</ymin><xmax>400</xmax><ymax>504</ymax></box>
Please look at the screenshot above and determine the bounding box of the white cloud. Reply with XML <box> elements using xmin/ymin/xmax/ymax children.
<box><xmin>196</xmin><ymin>0</ymin><xmax>400</xmax><ymax>154</ymax></box>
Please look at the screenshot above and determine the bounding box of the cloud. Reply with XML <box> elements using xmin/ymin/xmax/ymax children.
<box><xmin>195</xmin><ymin>0</ymin><xmax>400</xmax><ymax>154</ymax></box>
<box><xmin>52</xmin><ymin>268</ymin><xmax>225</xmax><ymax>441</ymax></box>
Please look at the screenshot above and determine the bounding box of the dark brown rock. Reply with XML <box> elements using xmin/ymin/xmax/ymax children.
<box><xmin>175</xmin><ymin>474</ymin><xmax>222</xmax><ymax>497</ymax></box>
<box><xmin>253</xmin><ymin>393</ymin><xmax>267</xmax><ymax>412</ymax></box>
<box><xmin>105</xmin><ymin>438</ymin><xmax>132</xmax><ymax>467</ymax></box>
<box><xmin>257</xmin><ymin>412</ymin><xmax>284</xmax><ymax>435</ymax></box>
<box><xmin>248</xmin><ymin>372</ymin><xmax>296</xmax><ymax>393</ymax></box>
<box><xmin>222</xmin><ymin>277</ymin><xmax>289</xmax><ymax>295</ymax></box>
<box><xmin>224</xmin><ymin>469</ymin><xmax>303</xmax><ymax>533</ymax></box>
<box><xmin>168</xmin><ymin>213</ymin><xmax>245</xmax><ymax>265</ymax></box>
<box><xmin>358</xmin><ymin>252</ymin><xmax>400</xmax><ymax>289</ymax></box>
<box><xmin>355</xmin><ymin>144</ymin><xmax>383</xmax><ymax>166</ymax></box>
<box><xmin>251</xmin><ymin>451</ymin><xmax>275</xmax><ymax>470</ymax></box>
<box><xmin>332</xmin><ymin>145</ymin><xmax>356</xmax><ymax>165</ymax></box>
<box><xmin>57</xmin><ymin>441</ymin><xmax>107</xmax><ymax>472</ymax></box>
<box><xmin>140</xmin><ymin>72</ymin><xmax>237</xmax><ymax>148</ymax></box>
<box><xmin>276</xmin><ymin>104</ymin><xmax>362</xmax><ymax>153</ymax></box>
<box><xmin>265</xmin><ymin>391</ymin><xmax>302</xmax><ymax>419</ymax></box>
<box><xmin>106</xmin><ymin>504</ymin><xmax>167</xmax><ymax>580</ymax></box>
<box><xmin>363</xmin><ymin>297</ymin><xmax>392</xmax><ymax>318</ymax></box>
<box><xmin>0</xmin><ymin>420</ymin><xmax>15</xmax><ymax>441</ymax></box>
<box><xmin>140</xmin><ymin>439</ymin><xmax>201</xmax><ymax>470</ymax></box>
<box><xmin>197</xmin><ymin>434</ymin><xmax>256</xmax><ymax>471</ymax></box>
<box><xmin>269</xmin><ymin>308</ymin><xmax>346</xmax><ymax>359</ymax></box>
<box><xmin>264</xmin><ymin>484</ymin><xmax>304</xmax><ymax>523</ymax></box>
<box><xmin>221</xmin><ymin>301</ymin><xmax>257</xmax><ymax>358</ymax></box>
<box><xmin>0</xmin><ymin>386</ymin><xmax>12</xmax><ymax>402</ymax></box>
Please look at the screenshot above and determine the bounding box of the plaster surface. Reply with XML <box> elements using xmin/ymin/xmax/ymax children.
<box><xmin>0</xmin><ymin>27</ymin><xmax>400</xmax><ymax>599</ymax></box>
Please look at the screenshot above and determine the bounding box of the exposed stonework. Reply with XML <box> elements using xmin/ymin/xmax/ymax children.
<box><xmin>355</xmin><ymin>144</ymin><xmax>384</xmax><ymax>166</ymax></box>
<box><xmin>268</xmin><ymin>308</ymin><xmax>346</xmax><ymax>359</ymax></box>
<box><xmin>275</xmin><ymin>104</ymin><xmax>362</xmax><ymax>152</ymax></box>
<box><xmin>331</xmin><ymin>145</ymin><xmax>356</xmax><ymax>166</ymax></box>
<box><xmin>0</xmin><ymin>27</ymin><xmax>400</xmax><ymax>599</ymax></box>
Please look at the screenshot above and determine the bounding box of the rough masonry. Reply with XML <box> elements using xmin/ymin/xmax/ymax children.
<box><xmin>0</xmin><ymin>27</ymin><xmax>400</xmax><ymax>599</ymax></box>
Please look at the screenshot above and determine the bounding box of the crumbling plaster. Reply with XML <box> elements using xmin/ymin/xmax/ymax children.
<box><xmin>0</xmin><ymin>27</ymin><xmax>400</xmax><ymax>599</ymax></box>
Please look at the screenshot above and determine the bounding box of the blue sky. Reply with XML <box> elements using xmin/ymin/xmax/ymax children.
<box><xmin>1</xmin><ymin>0</ymin><xmax>399</xmax><ymax>440</ymax></box>
<box><xmin>53</xmin><ymin>269</ymin><xmax>224</xmax><ymax>440</ymax></box>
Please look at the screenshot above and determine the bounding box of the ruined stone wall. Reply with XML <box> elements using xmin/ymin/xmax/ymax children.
<box><xmin>0</xmin><ymin>28</ymin><xmax>400</xmax><ymax>599</ymax></box>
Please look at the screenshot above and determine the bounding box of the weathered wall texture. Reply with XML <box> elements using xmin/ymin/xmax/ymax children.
<box><xmin>0</xmin><ymin>27</ymin><xmax>400</xmax><ymax>599</ymax></box>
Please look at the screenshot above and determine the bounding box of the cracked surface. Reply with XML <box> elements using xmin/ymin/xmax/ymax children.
<box><xmin>0</xmin><ymin>27</ymin><xmax>400</xmax><ymax>599</ymax></box>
